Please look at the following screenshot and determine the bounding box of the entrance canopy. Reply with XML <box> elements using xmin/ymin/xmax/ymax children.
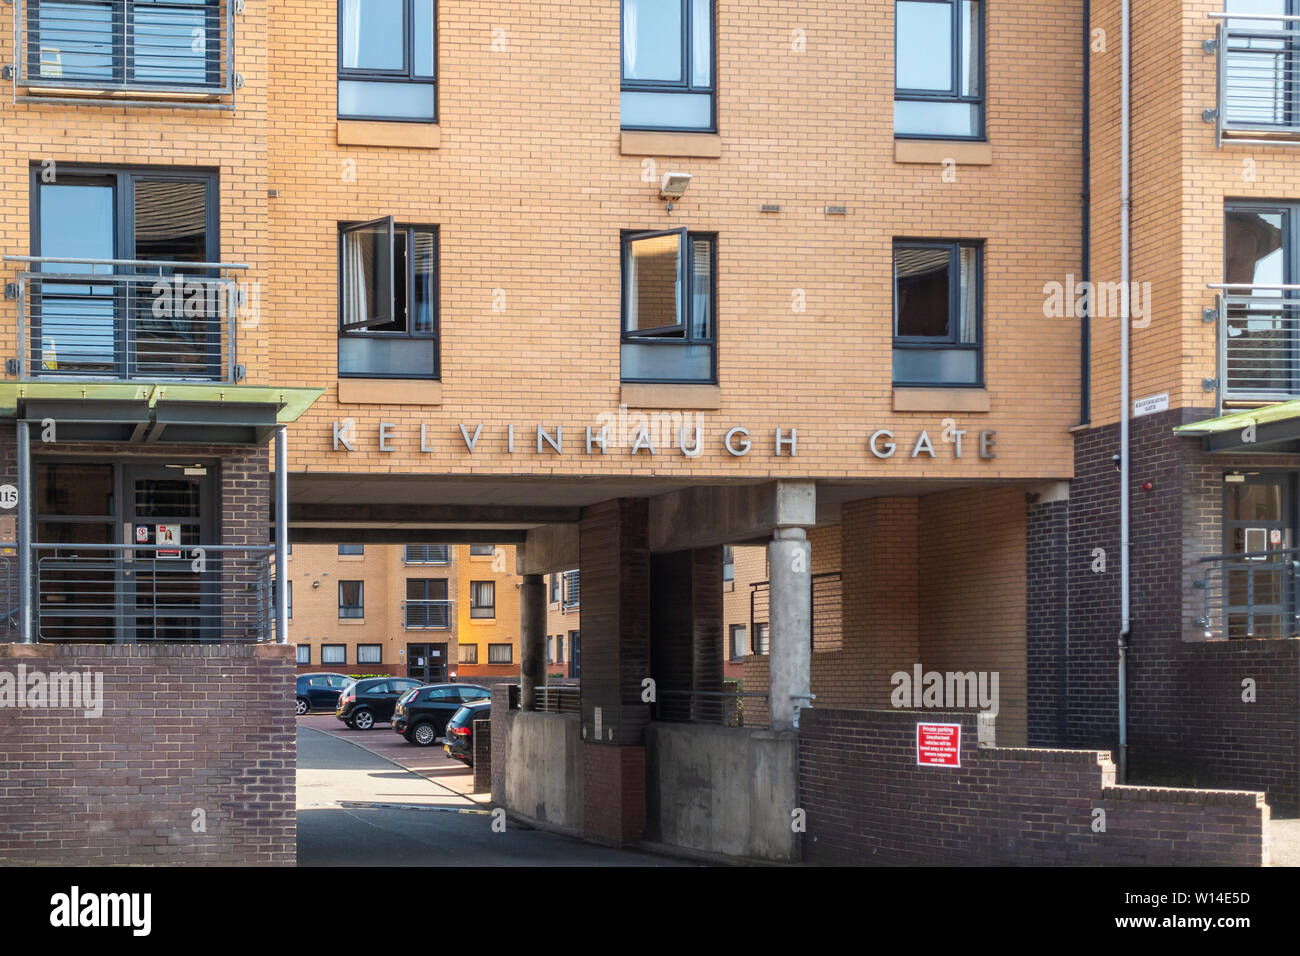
<box><xmin>1174</xmin><ymin>400</ymin><xmax>1300</xmax><ymax>453</ymax></box>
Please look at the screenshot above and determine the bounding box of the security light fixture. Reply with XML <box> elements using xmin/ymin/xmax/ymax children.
<box><xmin>659</xmin><ymin>171</ymin><xmax>692</xmax><ymax>213</ymax></box>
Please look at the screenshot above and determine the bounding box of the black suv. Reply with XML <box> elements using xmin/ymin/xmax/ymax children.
<box><xmin>444</xmin><ymin>700</ymin><xmax>491</xmax><ymax>766</ymax></box>
<box><xmin>336</xmin><ymin>677</ymin><xmax>426</xmax><ymax>730</ymax></box>
<box><xmin>296</xmin><ymin>673</ymin><xmax>353</xmax><ymax>715</ymax></box>
<box><xmin>392</xmin><ymin>683</ymin><xmax>491</xmax><ymax>746</ymax></box>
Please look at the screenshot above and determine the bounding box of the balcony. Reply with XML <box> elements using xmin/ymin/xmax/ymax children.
<box><xmin>1210</xmin><ymin>284</ymin><xmax>1300</xmax><ymax>407</ymax></box>
<box><xmin>5</xmin><ymin>255</ymin><xmax>247</xmax><ymax>384</ymax></box>
<box><xmin>404</xmin><ymin>544</ymin><xmax>450</xmax><ymax>565</ymax></box>
<box><xmin>10</xmin><ymin>0</ymin><xmax>240</xmax><ymax>109</ymax></box>
<box><xmin>1207</xmin><ymin>12</ymin><xmax>1300</xmax><ymax>146</ymax></box>
<box><xmin>1194</xmin><ymin>547</ymin><xmax>1300</xmax><ymax>640</ymax></box>
<box><xmin>561</xmin><ymin>569</ymin><xmax>580</xmax><ymax>611</ymax></box>
<box><xmin>403</xmin><ymin>599</ymin><xmax>452</xmax><ymax>630</ymax></box>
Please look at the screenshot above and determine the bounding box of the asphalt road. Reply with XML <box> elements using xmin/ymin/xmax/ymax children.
<box><xmin>296</xmin><ymin>726</ymin><xmax>687</xmax><ymax>867</ymax></box>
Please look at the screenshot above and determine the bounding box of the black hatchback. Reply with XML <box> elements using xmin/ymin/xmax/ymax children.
<box><xmin>336</xmin><ymin>677</ymin><xmax>426</xmax><ymax>730</ymax></box>
<box><xmin>444</xmin><ymin>700</ymin><xmax>491</xmax><ymax>766</ymax></box>
<box><xmin>392</xmin><ymin>683</ymin><xmax>491</xmax><ymax>746</ymax></box>
<box><xmin>296</xmin><ymin>673</ymin><xmax>353</xmax><ymax>715</ymax></box>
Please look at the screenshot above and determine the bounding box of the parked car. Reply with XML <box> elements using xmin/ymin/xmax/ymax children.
<box><xmin>392</xmin><ymin>683</ymin><xmax>491</xmax><ymax>746</ymax></box>
<box><xmin>443</xmin><ymin>700</ymin><xmax>491</xmax><ymax>766</ymax></box>
<box><xmin>296</xmin><ymin>673</ymin><xmax>354</xmax><ymax>715</ymax></box>
<box><xmin>336</xmin><ymin>677</ymin><xmax>426</xmax><ymax>730</ymax></box>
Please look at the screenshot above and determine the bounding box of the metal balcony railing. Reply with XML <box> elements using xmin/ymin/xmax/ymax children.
<box><xmin>403</xmin><ymin>599</ymin><xmax>453</xmax><ymax>630</ymax></box>
<box><xmin>1209</xmin><ymin>284</ymin><xmax>1300</xmax><ymax>407</ymax></box>
<box><xmin>561</xmin><ymin>569</ymin><xmax>580</xmax><ymax>611</ymax></box>
<box><xmin>33</xmin><ymin>542</ymin><xmax>273</xmax><ymax>642</ymax></box>
<box><xmin>403</xmin><ymin>544</ymin><xmax>450</xmax><ymax>565</ymax></box>
<box><xmin>652</xmin><ymin>688</ymin><xmax>770</xmax><ymax>729</ymax></box>
<box><xmin>10</xmin><ymin>0</ymin><xmax>240</xmax><ymax>109</ymax></box>
<box><xmin>1194</xmin><ymin>547</ymin><xmax>1300</xmax><ymax>640</ymax></box>
<box><xmin>1208</xmin><ymin>12</ymin><xmax>1300</xmax><ymax>146</ymax></box>
<box><xmin>750</xmin><ymin>572</ymin><xmax>842</xmax><ymax>653</ymax></box>
<box><xmin>4</xmin><ymin>256</ymin><xmax>247</xmax><ymax>383</ymax></box>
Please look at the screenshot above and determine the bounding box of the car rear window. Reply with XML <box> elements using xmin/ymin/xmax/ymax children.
<box><xmin>449</xmin><ymin>705</ymin><xmax>473</xmax><ymax>727</ymax></box>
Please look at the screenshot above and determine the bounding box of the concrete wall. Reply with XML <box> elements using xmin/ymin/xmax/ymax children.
<box><xmin>0</xmin><ymin>643</ymin><xmax>296</xmax><ymax>866</ymax></box>
<box><xmin>645</xmin><ymin>721</ymin><xmax>799</xmax><ymax>862</ymax></box>
<box><xmin>500</xmin><ymin>710</ymin><xmax>583</xmax><ymax>830</ymax></box>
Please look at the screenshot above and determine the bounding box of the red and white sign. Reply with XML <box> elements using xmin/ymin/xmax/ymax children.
<box><xmin>916</xmin><ymin>722</ymin><xmax>961</xmax><ymax>767</ymax></box>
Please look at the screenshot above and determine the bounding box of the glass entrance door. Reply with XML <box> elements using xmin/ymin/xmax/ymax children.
<box><xmin>406</xmin><ymin>642</ymin><xmax>447</xmax><ymax>683</ymax></box>
<box><xmin>1224</xmin><ymin>473</ymin><xmax>1297</xmax><ymax>638</ymax></box>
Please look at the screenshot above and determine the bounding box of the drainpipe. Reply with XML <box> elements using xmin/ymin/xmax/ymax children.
<box><xmin>275</xmin><ymin>425</ymin><xmax>289</xmax><ymax>644</ymax></box>
<box><xmin>1080</xmin><ymin>0</ymin><xmax>1092</xmax><ymax>427</ymax></box>
<box><xmin>1117</xmin><ymin>0</ymin><xmax>1132</xmax><ymax>783</ymax></box>
<box><xmin>17</xmin><ymin>419</ymin><xmax>32</xmax><ymax>643</ymax></box>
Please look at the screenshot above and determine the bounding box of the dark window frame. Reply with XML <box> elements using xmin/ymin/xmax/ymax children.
<box><xmin>458</xmin><ymin>643</ymin><xmax>478</xmax><ymax>664</ymax></box>
<box><xmin>338</xmin><ymin>580</ymin><xmax>365</xmax><ymax>619</ymax></box>
<box><xmin>357</xmin><ymin>643</ymin><xmax>383</xmax><ymax>664</ymax></box>
<box><xmin>322</xmin><ymin>643</ymin><xmax>347</xmax><ymax>665</ymax></box>
<box><xmin>619</xmin><ymin>0</ymin><xmax>717</xmax><ymax>133</ymax></box>
<box><xmin>296</xmin><ymin>643</ymin><xmax>311</xmax><ymax>665</ymax></box>
<box><xmin>336</xmin><ymin>0</ymin><xmax>437</xmax><ymax>122</ymax></box>
<box><xmin>620</xmin><ymin>228</ymin><xmax>718</xmax><ymax>384</ymax></box>
<box><xmin>469</xmin><ymin>580</ymin><xmax>495</xmax><ymax>619</ymax></box>
<box><xmin>469</xmin><ymin>543</ymin><xmax>495</xmax><ymax>556</ymax></box>
<box><xmin>487</xmin><ymin>642</ymin><xmax>513</xmax><ymax>664</ymax></box>
<box><xmin>337</xmin><ymin>219</ymin><xmax>440</xmax><ymax>380</ymax></box>
<box><xmin>891</xmin><ymin>238</ymin><xmax>984</xmax><ymax>388</ymax></box>
<box><xmin>729</xmin><ymin>623</ymin><xmax>745</xmax><ymax>661</ymax></box>
<box><xmin>893</xmin><ymin>0</ymin><xmax>986</xmax><ymax>142</ymax></box>
<box><xmin>338</xmin><ymin>543</ymin><xmax>364</xmax><ymax>555</ymax></box>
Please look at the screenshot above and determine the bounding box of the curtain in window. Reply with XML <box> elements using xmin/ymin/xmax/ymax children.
<box><xmin>342</xmin><ymin>0</ymin><xmax>362</xmax><ymax>69</ymax></box>
<box><xmin>958</xmin><ymin>246</ymin><xmax>976</xmax><ymax>344</ymax></box>
<box><xmin>343</xmin><ymin>230</ymin><xmax>371</xmax><ymax>329</ymax></box>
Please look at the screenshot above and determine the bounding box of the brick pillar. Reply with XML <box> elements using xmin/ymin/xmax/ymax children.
<box><xmin>650</xmin><ymin>546</ymin><xmax>724</xmax><ymax>722</ymax></box>
<box><xmin>1027</xmin><ymin>496</ymin><xmax>1069</xmax><ymax>747</ymax></box>
<box><xmin>841</xmin><ymin>498</ymin><xmax>919</xmax><ymax>708</ymax></box>
<box><xmin>579</xmin><ymin>498</ymin><xmax>649</xmax><ymax>845</ymax></box>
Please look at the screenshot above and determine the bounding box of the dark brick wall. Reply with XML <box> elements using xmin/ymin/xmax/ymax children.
<box><xmin>799</xmin><ymin>708</ymin><xmax>1268</xmax><ymax>866</ymax></box>
<box><xmin>472</xmin><ymin>718</ymin><xmax>491</xmax><ymax>794</ymax></box>
<box><xmin>1064</xmin><ymin>408</ymin><xmax>1300</xmax><ymax>812</ymax></box>
<box><xmin>0</xmin><ymin>642</ymin><xmax>295</xmax><ymax>865</ymax></box>
<box><xmin>582</xmin><ymin>742</ymin><xmax>644</xmax><ymax>846</ymax></box>
<box><xmin>1027</xmin><ymin>496</ymin><xmax>1068</xmax><ymax>746</ymax></box>
<box><xmin>650</xmin><ymin>546</ymin><xmax>723</xmax><ymax>722</ymax></box>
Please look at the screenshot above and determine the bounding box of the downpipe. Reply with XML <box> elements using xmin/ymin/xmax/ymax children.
<box><xmin>1118</xmin><ymin>0</ymin><xmax>1132</xmax><ymax>783</ymax></box>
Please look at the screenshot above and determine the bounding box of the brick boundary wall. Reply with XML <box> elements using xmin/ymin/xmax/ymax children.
<box><xmin>472</xmin><ymin>719</ymin><xmax>491</xmax><ymax>794</ymax></box>
<box><xmin>0</xmin><ymin>642</ymin><xmax>295</xmax><ymax>866</ymax></box>
<box><xmin>799</xmin><ymin>708</ymin><xmax>1268</xmax><ymax>866</ymax></box>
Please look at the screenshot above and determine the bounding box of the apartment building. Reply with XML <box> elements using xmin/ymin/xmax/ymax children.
<box><xmin>287</xmin><ymin>543</ymin><xmax>520</xmax><ymax>681</ymax></box>
<box><xmin>545</xmin><ymin>568</ymin><xmax>581</xmax><ymax>681</ymax></box>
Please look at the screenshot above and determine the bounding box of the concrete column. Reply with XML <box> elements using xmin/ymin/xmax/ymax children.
<box><xmin>519</xmin><ymin>573</ymin><xmax>546</xmax><ymax>710</ymax></box>
<box><xmin>768</xmin><ymin>527</ymin><xmax>811</xmax><ymax>731</ymax></box>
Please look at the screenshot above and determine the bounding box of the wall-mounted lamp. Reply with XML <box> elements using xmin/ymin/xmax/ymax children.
<box><xmin>659</xmin><ymin>171</ymin><xmax>692</xmax><ymax>213</ymax></box>
<box><xmin>312</xmin><ymin>580</ymin><xmax>320</xmax><ymax>589</ymax></box>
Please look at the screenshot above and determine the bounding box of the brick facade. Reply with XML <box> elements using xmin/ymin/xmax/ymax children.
<box><xmin>0</xmin><ymin>643</ymin><xmax>295</xmax><ymax>866</ymax></box>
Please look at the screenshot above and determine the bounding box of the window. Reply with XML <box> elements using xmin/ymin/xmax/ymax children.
<box><xmin>753</xmin><ymin>622</ymin><xmax>770</xmax><ymax>656</ymax></box>
<box><xmin>1223</xmin><ymin>0</ymin><xmax>1300</xmax><ymax>131</ymax></box>
<box><xmin>358</xmin><ymin>644</ymin><xmax>382</xmax><ymax>664</ymax></box>
<box><xmin>894</xmin><ymin>0</ymin><xmax>984</xmax><ymax>139</ymax></box>
<box><xmin>458</xmin><ymin>643</ymin><xmax>478</xmax><ymax>664</ymax></box>
<box><xmin>469</xmin><ymin>544</ymin><xmax>495</xmax><ymax>556</ymax></box>
<box><xmin>338</xmin><ymin>0</ymin><xmax>436</xmax><ymax>121</ymax></box>
<box><xmin>729</xmin><ymin>624</ymin><xmax>746</xmax><ymax>661</ymax></box>
<box><xmin>488</xmin><ymin>643</ymin><xmax>513</xmax><ymax>664</ymax></box>
<box><xmin>621</xmin><ymin>0</ymin><xmax>714</xmax><ymax>131</ymax></box>
<box><xmin>1224</xmin><ymin>202</ymin><xmax>1300</xmax><ymax>399</ymax></box>
<box><xmin>287</xmin><ymin>580</ymin><xmax>292</xmax><ymax>620</ymax></box>
<box><xmin>338</xmin><ymin>544</ymin><xmax>364</xmax><ymax>555</ymax></box>
<box><xmin>569</xmin><ymin>630</ymin><xmax>581</xmax><ymax>678</ymax></box>
<box><xmin>722</xmin><ymin>546</ymin><xmax>734</xmax><ymax>583</ymax></box>
<box><xmin>550</xmin><ymin>573</ymin><xmax>561</xmax><ymax>603</ymax></box>
<box><xmin>562</xmin><ymin>569</ymin><xmax>580</xmax><ymax>609</ymax></box>
<box><xmin>296</xmin><ymin>644</ymin><xmax>311</xmax><ymax>665</ymax></box>
<box><xmin>470</xmin><ymin>581</ymin><xmax>495</xmax><ymax>618</ymax></box>
<box><xmin>339</xmin><ymin>580</ymin><xmax>364</xmax><ymax>619</ymax></box>
<box><xmin>322</xmin><ymin>644</ymin><xmax>346</xmax><ymax>665</ymax></box>
<box><xmin>406</xmin><ymin>578</ymin><xmax>449</xmax><ymax>628</ymax></box>
<box><xmin>404</xmin><ymin>544</ymin><xmax>449</xmax><ymax>564</ymax></box>
<box><xmin>339</xmin><ymin>219</ymin><xmax>439</xmax><ymax>379</ymax></box>
<box><xmin>621</xmin><ymin>230</ymin><xmax>715</xmax><ymax>383</ymax></box>
<box><xmin>546</xmin><ymin>636</ymin><xmax>554</xmax><ymax>663</ymax></box>
<box><xmin>30</xmin><ymin>167</ymin><xmax>220</xmax><ymax>381</ymax></box>
<box><xmin>555</xmin><ymin>634</ymin><xmax>564</xmax><ymax>664</ymax></box>
<box><xmin>893</xmin><ymin>240</ymin><xmax>982</xmax><ymax>387</ymax></box>
<box><xmin>26</xmin><ymin>0</ymin><xmax>225</xmax><ymax>93</ymax></box>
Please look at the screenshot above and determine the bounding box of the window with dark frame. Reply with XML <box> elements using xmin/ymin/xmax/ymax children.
<box><xmin>458</xmin><ymin>643</ymin><xmax>478</xmax><ymax>664</ymax></box>
<box><xmin>722</xmin><ymin>546</ymin><xmax>734</xmax><ymax>582</ymax></box>
<box><xmin>488</xmin><ymin>643</ymin><xmax>513</xmax><ymax>664</ymax></box>
<box><xmin>339</xmin><ymin>218</ymin><xmax>439</xmax><ymax>379</ymax></box>
<box><xmin>753</xmin><ymin>622</ymin><xmax>770</xmax><ymax>656</ymax></box>
<box><xmin>296</xmin><ymin>644</ymin><xmax>311</xmax><ymax>665</ymax></box>
<box><xmin>405</xmin><ymin>577</ymin><xmax>449</xmax><ymax>628</ymax></box>
<box><xmin>338</xmin><ymin>0</ymin><xmax>436</xmax><ymax>121</ymax></box>
<box><xmin>621</xmin><ymin>229</ymin><xmax>715</xmax><ymax>383</ymax></box>
<box><xmin>621</xmin><ymin>0</ymin><xmax>715</xmax><ymax>131</ymax></box>
<box><xmin>322</xmin><ymin>644</ymin><xmax>346</xmax><ymax>665</ymax></box>
<box><xmin>894</xmin><ymin>0</ymin><xmax>983</xmax><ymax>139</ymax></box>
<box><xmin>339</xmin><ymin>580</ymin><xmax>364</xmax><ymax>619</ymax></box>
<box><xmin>555</xmin><ymin>634</ymin><xmax>564</xmax><ymax>663</ymax></box>
<box><xmin>550</xmin><ymin>573</ymin><xmax>561</xmax><ymax>603</ymax></box>
<box><xmin>469</xmin><ymin>544</ymin><xmax>494</xmax><ymax>556</ymax></box>
<box><xmin>729</xmin><ymin>624</ymin><xmax>746</xmax><ymax>661</ymax></box>
<box><xmin>338</xmin><ymin>544</ymin><xmax>364</xmax><ymax>555</ymax></box>
<box><xmin>546</xmin><ymin>636</ymin><xmax>553</xmax><ymax>663</ymax></box>
<box><xmin>892</xmin><ymin>240</ymin><xmax>983</xmax><ymax>387</ymax></box>
<box><xmin>358</xmin><ymin>644</ymin><xmax>382</xmax><ymax>664</ymax></box>
<box><xmin>469</xmin><ymin>580</ymin><xmax>495</xmax><ymax>618</ymax></box>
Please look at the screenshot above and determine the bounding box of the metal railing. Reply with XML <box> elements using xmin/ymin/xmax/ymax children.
<box><xmin>1209</xmin><ymin>284</ymin><xmax>1300</xmax><ymax>406</ymax></box>
<box><xmin>1208</xmin><ymin>12</ymin><xmax>1300</xmax><ymax>145</ymax></box>
<box><xmin>33</xmin><ymin>542</ymin><xmax>273</xmax><ymax>642</ymax></box>
<box><xmin>0</xmin><ymin>545</ymin><xmax>18</xmax><ymax>639</ymax></box>
<box><xmin>652</xmin><ymin>688</ymin><xmax>769</xmax><ymax>729</ymax></box>
<box><xmin>750</xmin><ymin>572</ymin><xmax>842</xmax><ymax>653</ymax></box>
<box><xmin>1194</xmin><ymin>546</ymin><xmax>1300</xmax><ymax>640</ymax></box>
<box><xmin>5</xmin><ymin>255</ymin><xmax>248</xmax><ymax>383</ymax></box>
<box><xmin>561</xmin><ymin>569</ymin><xmax>580</xmax><ymax>611</ymax></box>
<box><xmin>402</xmin><ymin>599</ymin><xmax>452</xmax><ymax>630</ymax></box>
<box><xmin>11</xmin><ymin>0</ymin><xmax>239</xmax><ymax>109</ymax></box>
<box><xmin>535</xmin><ymin>685</ymin><xmax>580</xmax><ymax>715</ymax></box>
<box><xmin>403</xmin><ymin>544</ymin><xmax>450</xmax><ymax>565</ymax></box>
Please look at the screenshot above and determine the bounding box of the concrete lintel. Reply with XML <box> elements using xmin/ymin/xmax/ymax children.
<box><xmin>648</xmin><ymin>480</ymin><xmax>816</xmax><ymax>552</ymax></box>
<box><xmin>518</xmin><ymin>523</ymin><xmax>580</xmax><ymax>575</ymax></box>
<box><xmin>1026</xmin><ymin>480</ymin><xmax>1071</xmax><ymax>504</ymax></box>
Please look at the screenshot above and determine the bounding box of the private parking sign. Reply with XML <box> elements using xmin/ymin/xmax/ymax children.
<box><xmin>916</xmin><ymin>722</ymin><xmax>961</xmax><ymax>767</ymax></box>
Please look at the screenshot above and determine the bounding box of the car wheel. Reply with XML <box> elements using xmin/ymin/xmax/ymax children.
<box><xmin>295</xmin><ymin>698</ymin><xmax>309</xmax><ymax>716</ymax></box>
<box><xmin>353</xmin><ymin>709</ymin><xmax>375</xmax><ymax>731</ymax></box>
<box><xmin>411</xmin><ymin>722</ymin><xmax>437</xmax><ymax>747</ymax></box>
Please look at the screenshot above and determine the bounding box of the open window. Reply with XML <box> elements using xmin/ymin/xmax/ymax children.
<box><xmin>892</xmin><ymin>239</ymin><xmax>983</xmax><ymax>387</ymax></box>
<box><xmin>338</xmin><ymin>219</ymin><xmax>439</xmax><ymax>378</ymax></box>
<box><xmin>621</xmin><ymin>228</ymin><xmax>715</xmax><ymax>382</ymax></box>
